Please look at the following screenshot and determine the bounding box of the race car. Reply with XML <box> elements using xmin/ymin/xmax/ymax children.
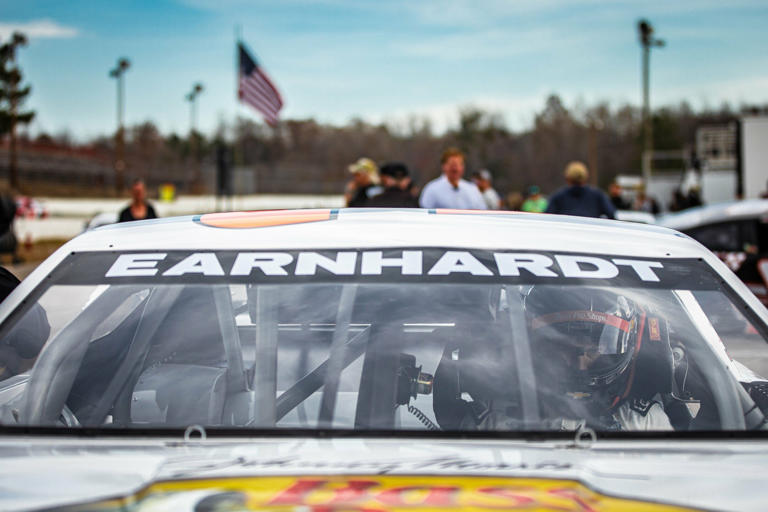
<box><xmin>0</xmin><ymin>208</ymin><xmax>767</xmax><ymax>511</ymax></box>
<box><xmin>659</xmin><ymin>199</ymin><xmax>768</xmax><ymax>306</ymax></box>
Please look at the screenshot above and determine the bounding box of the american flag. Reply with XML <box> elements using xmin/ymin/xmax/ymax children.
<box><xmin>238</xmin><ymin>43</ymin><xmax>283</xmax><ymax>125</ymax></box>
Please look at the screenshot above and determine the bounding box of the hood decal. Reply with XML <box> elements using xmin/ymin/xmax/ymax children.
<box><xmin>53</xmin><ymin>475</ymin><xmax>700</xmax><ymax>512</ymax></box>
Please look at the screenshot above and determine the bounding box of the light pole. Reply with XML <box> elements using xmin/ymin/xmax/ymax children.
<box><xmin>638</xmin><ymin>20</ymin><xmax>665</xmax><ymax>185</ymax></box>
<box><xmin>185</xmin><ymin>82</ymin><xmax>204</xmax><ymax>136</ymax></box>
<box><xmin>185</xmin><ymin>83</ymin><xmax>204</xmax><ymax>188</ymax></box>
<box><xmin>587</xmin><ymin>117</ymin><xmax>604</xmax><ymax>187</ymax></box>
<box><xmin>109</xmin><ymin>57</ymin><xmax>130</xmax><ymax>195</ymax></box>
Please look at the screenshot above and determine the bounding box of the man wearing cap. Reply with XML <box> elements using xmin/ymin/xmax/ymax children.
<box><xmin>472</xmin><ymin>169</ymin><xmax>502</xmax><ymax>210</ymax></box>
<box><xmin>345</xmin><ymin>158</ymin><xmax>382</xmax><ymax>207</ymax></box>
<box><xmin>545</xmin><ymin>161</ymin><xmax>616</xmax><ymax>219</ymax></box>
<box><xmin>368</xmin><ymin>162</ymin><xmax>419</xmax><ymax>208</ymax></box>
<box><xmin>521</xmin><ymin>185</ymin><xmax>548</xmax><ymax>213</ymax></box>
<box><xmin>419</xmin><ymin>148</ymin><xmax>487</xmax><ymax>210</ymax></box>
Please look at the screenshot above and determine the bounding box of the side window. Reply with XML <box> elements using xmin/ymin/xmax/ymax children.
<box><xmin>687</xmin><ymin>222</ymin><xmax>742</xmax><ymax>252</ymax></box>
<box><xmin>740</xmin><ymin>220</ymin><xmax>759</xmax><ymax>256</ymax></box>
<box><xmin>757</xmin><ymin>217</ymin><xmax>768</xmax><ymax>253</ymax></box>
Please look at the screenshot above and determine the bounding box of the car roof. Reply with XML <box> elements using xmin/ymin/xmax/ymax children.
<box><xmin>68</xmin><ymin>208</ymin><xmax>701</xmax><ymax>259</ymax></box>
<box><xmin>6</xmin><ymin>207</ymin><xmax>768</xmax><ymax>333</ymax></box>
<box><xmin>658</xmin><ymin>199</ymin><xmax>768</xmax><ymax>231</ymax></box>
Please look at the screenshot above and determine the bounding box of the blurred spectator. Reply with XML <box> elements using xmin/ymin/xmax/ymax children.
<box><xmin>633</xmin><ymin>186</ymin><xmax>660</xmax><ymax>215</ymax></box>
<box><xmin>0</xmin><ymin>267</ymin><xmax>49</xmax><ymax>381</ymax></box>
<box><xmin>344</xmin><ymin>157</ymin><xmax>381</xmax><ymax>207</ymax></box>
<box><xmin>15</xmin><ymin>196</ymin><xmax>48</xmax><ymax>219</ymax></box>
<box><xmin>472</xmin><ymin>169</ymin><xmax>502</xmax><ymax>209</ymax></box>
<box><xmin>0</xmin><ymin>187</ymin><xmax>18</xmax><ymax>263</ymax></box>
<box><xmin>669</xmin><ymin>187</ymin><xmax>687</xmax><ymax>212</ymax></box>
<box><xmin>521</xmin><ymin>185</ymin><xmax>548</xmax><ymax>213</ymax></box>
<box><xmin>118</xmin><ymin>179</ymin><xmax>158</xmax><ymax>223</ymax></box>
<box><xmin>609</xmin><ymin>182</ymin><xmax>631</xmax><ymax>210</ymax></box>
<box><xmin>506</xmin><ymin>191</ymin><xmax>524</xmax><ymax>211</ymax></box>
<box><xmin>419</xmin><ymin>147</ymin><xmax>486</xmax><ymax>209</ymax></box>
<box><xmin>368</xmin><ymin>162</ymin><xmax>419</xmax><ymax>208</ymax></box>
<box><xmin>0</xmin><ymin>267</ymin><xmax>18</xmax><ymax>302</ymax></box>
<box><xmin>545</xmin><ymin>161</ymin><xmax>616</xmax><ymax>219</ymax></box>
<box><xmin>761</xmin><ymin>179</ymin><xmax>768</xmax><ymax>199</ymax></box>
<box><xmin>686</xmin><ymin>185</ymin><xmax>703</xmax><ymax>208</ymax></box>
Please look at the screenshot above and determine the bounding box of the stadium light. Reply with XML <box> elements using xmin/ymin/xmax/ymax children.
<box><xmin>637</xmin><ymin>20</ymin><xmax>665</xmax><ymax>185</ymax></box>
<box><xmin>185</xmin><ymin>82</ymin><xmax>204</xmax><ymax>135</ymax></box>
<box><xmin>109</xmin><ymin>57</ymin><xmax>131</xmax><ymax>195</ymax></box>
<box><xmin>185</xmin><ymin>82</ymin><xmax>205</xmax><ymax>189</ymax></box>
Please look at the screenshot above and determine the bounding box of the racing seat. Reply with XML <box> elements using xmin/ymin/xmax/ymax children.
<box><xmin>624</xmin><ymin>311</ymin><xmax>688</xmax><ymax>428</ymax></box>
<box><xmin>130</xmin><ymin>364</ymin><xmax>228</xmax><ymax>426</ymax></box>
<box><xmin>112</xmin><ymin>286</ymin><xmax>244</xmax><ymax>427</ymax></box>
<box><xmin>432</xmin><ymin>320</ymin><xmax>517</xmax><ymax>430</ymax></box>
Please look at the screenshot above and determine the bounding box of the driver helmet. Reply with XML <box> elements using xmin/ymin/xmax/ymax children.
<box><xmin>524</xmin><ymin>286</ymin><xmax>640</xmax><ymax>402</ymax></box>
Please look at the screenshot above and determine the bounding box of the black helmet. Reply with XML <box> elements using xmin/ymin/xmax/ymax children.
<box><xmin>524</xmin><ymin>286</ymin><xmax>640</xmax><ymax>399</ymax></box>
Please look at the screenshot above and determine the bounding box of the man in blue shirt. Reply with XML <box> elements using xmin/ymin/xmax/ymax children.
<box><xmin>545</xmin><ymin>161</ymin><xmax>616</xmax><ymax>219</ymax></box>
<box><xmin>419</xmin><ymin>148</ymin><xmax>487</xmax><ymax>210</ymax></box>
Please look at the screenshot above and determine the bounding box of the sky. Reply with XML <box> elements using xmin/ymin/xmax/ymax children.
<box><xmin>2</xmin><ymin>0</ymin><xmax>768</xmax><ymax>140</ymax></box>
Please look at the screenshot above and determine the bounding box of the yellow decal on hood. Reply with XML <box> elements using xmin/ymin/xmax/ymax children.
<box><xmin>65</xmin><ymin>475</ymin><xmax>700</xmax><ymax>512</ymax></box>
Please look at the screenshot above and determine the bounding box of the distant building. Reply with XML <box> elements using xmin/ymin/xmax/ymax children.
<box><xmin>740</xmin><ymin>116</ymin><xmax>768</xmax><ymax>200</ymax></box>
<box><xmin>694</xmin><ymin>117</ymin><xmax>768</xmax><ymax>201</ymax></box>
<box><xmin>694</xmin><ymin>123</ymin><xmax>738</xmax><ymax>204</ymax></box>
<box><xmin>696</xmin><ymin>123</ymin><xmax>737</xmax><ymax>172</ymax></box>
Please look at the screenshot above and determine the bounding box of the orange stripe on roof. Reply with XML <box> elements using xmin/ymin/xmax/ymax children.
<box><xmin>198</xmin><ymin>209</ymin><xmax>333</xmax><ymax>229</ymax></box>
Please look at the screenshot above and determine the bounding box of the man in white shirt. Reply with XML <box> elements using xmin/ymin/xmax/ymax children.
<box><xmin>419</xmin><ymin>148</ymin><xmax>487</xmax><ymax>209</ymax></box>
<box><xmin>472</xmin><ymin>169</ymin><xmax>502</xmax><ymax>210</ymax></box>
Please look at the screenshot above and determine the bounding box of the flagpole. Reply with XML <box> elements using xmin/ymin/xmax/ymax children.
<box><xmin>228</xmin><ymin>24</ymin><xmax>243</xmax><ymax>212</ymax></box>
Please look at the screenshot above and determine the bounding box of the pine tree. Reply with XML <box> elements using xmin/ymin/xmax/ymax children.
<box><xmin>0</xmin><ymin>32</ymin><xmax>35</xmax><ymax>190</ymax></box>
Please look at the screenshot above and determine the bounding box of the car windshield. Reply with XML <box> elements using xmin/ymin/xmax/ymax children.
<box><xmin>1</xmin><ymin>248</ymin><xmax>767</xmax><ymax>434</ymax></box>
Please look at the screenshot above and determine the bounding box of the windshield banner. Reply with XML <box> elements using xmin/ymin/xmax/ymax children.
<box><xmin>51</xmin><ymin>249</ymin><xmax>720</xmax><ymax>289</ymax></box>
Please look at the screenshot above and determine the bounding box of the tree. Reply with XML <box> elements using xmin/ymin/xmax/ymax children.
<box><xmin>0</xmin><ymin>32</ymin><xmax>35</xmax><ymax>190</ymax></box>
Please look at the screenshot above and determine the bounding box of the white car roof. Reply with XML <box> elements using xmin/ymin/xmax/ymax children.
<box><xmin>75</xmin><ymin>208</ymin><xmax>691</xmax><ymax>256</ymax></box>
<box><xmin>658</xmin><ymin>199</ymin><xmax>768</xmax><ymax>231</ymax></box>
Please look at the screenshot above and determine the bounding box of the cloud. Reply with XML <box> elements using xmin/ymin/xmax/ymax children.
<box><xmin>656</xmin><ymin>75</ymin><xmax>768</xmax><ymax>108</ymax></box>
<box><xmin>0</xmin><ymin>19</ymin><xmax>79</xmax><ymax>41</ymax></box>
<box><xmin>358</xmin><ymin>93</ymin><xmax>548</xmax><ymax>134</ymax></box>
<box><xmin>391</xmin><ymin>27</ymin><xmax>574</xmax><ymax>61</ymax></box>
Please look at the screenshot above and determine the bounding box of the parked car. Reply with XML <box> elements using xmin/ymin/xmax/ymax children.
<box><xmin>615</xmin><ymin>209</ymin><xmax>656</xmax><ymax>224</ymax></box>
<box><xmin>83</xmin><ymin>211</ymin><xmax>119</xmax><ymax>232</ymax></box>
<box><xmin>0</xmin><ymin>208</ymin><xmax>767</xmax><ymax>511</ymax></box>
<box><xmin>659</xmin><ymin>199</ymin><xmax>768</xmax><ymax>306</ymax></box>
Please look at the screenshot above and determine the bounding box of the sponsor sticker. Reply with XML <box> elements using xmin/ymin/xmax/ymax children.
<box><xmin>57</xmin><ymin>475</ymin><xmax>701</xmax><ymax>512</ymax></box>
<box><xmin>648</xmin><ymin>318</ymin><xmax>661</xmax><ymax>341</ymax></box>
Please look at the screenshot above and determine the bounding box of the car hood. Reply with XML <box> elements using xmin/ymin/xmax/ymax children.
<box><xmin>1</xmin><ymin>435</ymin><xmax>765</xmax><ymax>511</ymax></box>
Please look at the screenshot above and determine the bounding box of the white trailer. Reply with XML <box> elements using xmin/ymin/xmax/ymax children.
<box><xmin>740</xmin><ymin>116</ymin><xmax>768</xmax><ymax>199</ymax></box>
